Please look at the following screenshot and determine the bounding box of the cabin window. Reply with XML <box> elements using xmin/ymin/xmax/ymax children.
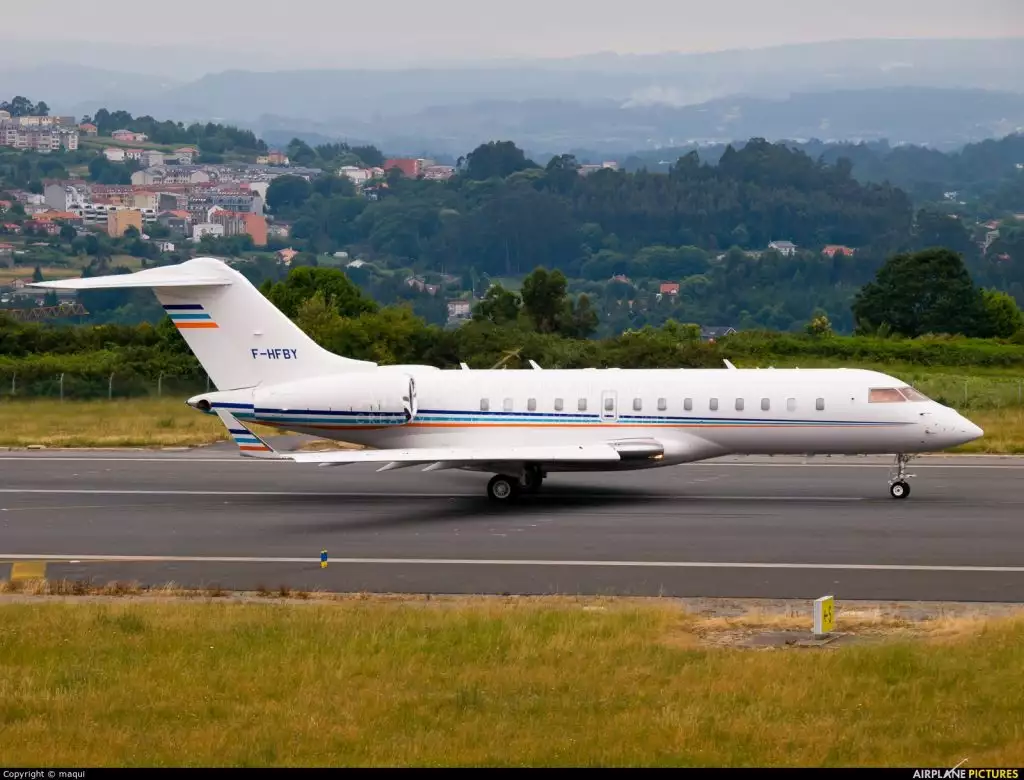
<box><xmin>735</xmin><ymin>398</ymin><xmax>745</xmax><ymax>411</ymax></box>
<box><xmin>554</xmin><ymin>398</ymin><xmax>564</xmax><ymax>411</ymax></box>
<box><xmin>578</xmin><ymin>398</ymin><xmax>588</xmax><ymax>411</ymax></box>
<box><xmin>480</xmin><ymin>398</ymin><xmax>490</xmax><ymax>411</ymax></box>
<box><xmin>503</xmin><ymin>398</ymin><xmax>513</xmax><ymax>412</ymax></box>
<box><xmin>869</xmin><ymin>388</ymin><xmax>906</xmax><ymax>403</ymax></box>
<box><xmin>604</xmin><ymin>397</ymin><xmax>614</xmax><ymax>412</ymax></box>
<box><xmin>684</xmin><ymin>398</ymin><xmax>693</xmax><ymax>411</ymax></box>
<box><xmin>709</xmin><ymin>398</ymin><xmax>719</xmax><ymax>411</ymax></box>
<box><xmin>786</xmin><ymin>397</ymin><xmax>797</xmax><ymax>412</ymax></box>
<box><xmin>657</xmin><ymin>398</ymin><xmax>667</xmax><ymax>411</ymax></box>
<box><xmin>899</xmin><ymin>386</ymin><xmax>930</xmax><ymax>402</ymax></box>
<box><xmin>633</xmin><ymin>398</ymin><xmax>642</xmax><ymax>411</ymax></box>
<box><xmin>816</xmin><ymin>398</ymin><xmax>825</xmax><ymax>411</ymax></box>
<box><xmin>761</xmin><ymin>398</ymin><xmax>770</xmax><ymax>411</ymax></box>
<box><xmin>527</xmin><ymin>398</ymin><xmax>537</xmax><ymax>411</ymax></box>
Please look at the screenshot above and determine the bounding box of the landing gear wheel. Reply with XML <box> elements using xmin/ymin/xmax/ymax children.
<box><xmin>889</xmin><ymin>480</ymin><xmax>910</xmax><ymax>499</ymax></box>
<box><xmin>521</xmin><ymin>466</ymin><xmax>544</xmax><ymax>494</ymax></box>
<box><xmin>487</xmin><ymin>474</ymin><xmax>519</xmax><ymax>502</ymax></box>
<box><xmin>887</xmin><ymin>454</ymin><xmax>916</xmax><ymax>500</ymax></box>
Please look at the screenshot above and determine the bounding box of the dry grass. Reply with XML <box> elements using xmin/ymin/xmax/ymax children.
<box><xmin>0</xmin><ymin>596</ymin><xmax>1022</xmax><ymax>766</ymax></box>
<box><xmin>0</xmin><ymin>398</ymin><xmax>278</xmax><ymax>447</ymax></box>
<box><xmin>0</xmin><ymin>265</ymin><xmax>80</xmax><ymax>284</ymax></box>
<box><xmin>953</xmin><ymin>408</ymin><xmax>1024</xmax><ymax>453</ymax></box>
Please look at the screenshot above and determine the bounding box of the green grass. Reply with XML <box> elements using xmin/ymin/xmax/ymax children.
<box><xmin>0</xmin><ymin>598</ymin><xmax>1022</xmax><ymax>766</ymax></box>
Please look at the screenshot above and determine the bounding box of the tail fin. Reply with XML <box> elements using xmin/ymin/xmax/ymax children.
<box><xmin>30</xmin><ymin>257</ymin><xmax>375</xmax><ymax>390</ymax></box>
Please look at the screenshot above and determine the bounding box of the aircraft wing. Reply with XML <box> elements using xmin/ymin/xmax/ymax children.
<box><xmin>213</xmin><ymin>409</ymin><xmax>626</xmax><ymax>468</ymax></box>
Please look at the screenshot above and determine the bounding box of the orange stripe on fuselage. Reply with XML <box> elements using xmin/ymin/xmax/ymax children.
<box><xmin>175</xmin><ymin>322</ymin><xmax>219</xmax><ymax>329</ymax></box>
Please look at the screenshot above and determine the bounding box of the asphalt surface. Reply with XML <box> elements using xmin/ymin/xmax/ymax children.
<box><xmin>2</xmin><ymin>445</ymin><xmax>1024</xmax><ymax>601</ymax></box>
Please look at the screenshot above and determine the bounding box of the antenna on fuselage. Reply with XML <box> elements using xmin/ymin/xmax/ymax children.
<box><xmin>459</xmin><ymin>362</ymin><xmax>470</xmax><ymax>370</ymax></box>
<box><xmin>723</xmin><ymin>359</ymin><xmax>737</xmax><ymax>370</ymax></box>
<box><xmin>528</xmin><ymin>360</ymin><xmax>542</xmax><ymax>370</ymax></box>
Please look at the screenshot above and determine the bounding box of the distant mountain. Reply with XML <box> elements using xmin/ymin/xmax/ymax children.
<box><xmin>0</xmin><ymin>64</ymin><xmax>181</xmax><ymax>114</ymax></box>
<box><xmin>3</xmin><ymin>38</ymin><xmax>1022</xmax><ymax>154</ymax></box>
<box><xmin>277</xmin><ymin>87</ymin><xmax>1024</xmax><ymax>156</ymax></box>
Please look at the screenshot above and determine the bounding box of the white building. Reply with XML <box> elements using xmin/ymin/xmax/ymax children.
<box><xmin>339</xmin><ymin>166</ymin><xmax>374</xmax><ymax>184</ymax></box>
<box><xmin>44</xmin><ymin>183</ymin><xmax>89</xmax><ymax>212</ymax></box>
<box><xmin>768</xmin><ymin>240</ymin><xmax>798</xmax><ymax>256</ymax></box>
<box><xmin>192</xmin><ymin>223</ymin><xmax>225</xmax><ymax>241</ymax></box>
<box><xmin>154</xmin><ymin>240</ymin><xmax>176</xmax><ymax>252</ymax></box>
<box><xmin>104</xmin><ymin>147</ymin><xmax>126</xmax><ymax>162</ymax></box>
<box><xmin>140</xmin><ymin>150</ymin><xmax>165</xmax><ymax>168</ymax></box>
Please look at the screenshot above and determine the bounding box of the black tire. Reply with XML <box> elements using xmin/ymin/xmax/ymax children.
<box><xmin>889</xmin><ymin>480</ymin><xmax>910</xmax><ymax>499</ymax></box>
<box><xmin>487</xmin><ymin>474</ymin><xmax>519</xmax><ymax>502</ymax></box>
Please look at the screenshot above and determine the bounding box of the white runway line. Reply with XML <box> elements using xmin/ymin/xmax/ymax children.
<box><xmin>2</xmin><ymin>553</ymin><xmax>1024</xmax><ymax>573</ymax></box>
<box><xmin>0</xmin><ymin>488</ymin><xmax>864</xmax><ymax>501</ymax></box>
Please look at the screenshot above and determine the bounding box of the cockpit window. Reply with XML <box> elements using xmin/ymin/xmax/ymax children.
<box><xmin>868</xmin><ymin>388</ymin><xmax>906</xmax><ymax>403</ymax></box>
<box><xmin>898</xmin><ymin>386</ymin><xmax>930</xmax><ymax>402</ymax></box>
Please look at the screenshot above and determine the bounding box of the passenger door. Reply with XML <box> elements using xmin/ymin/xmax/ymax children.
<box><xmin>601</xmin><ymin>390</ymin><xmax>618</xmax><ymax>422</ymax></box>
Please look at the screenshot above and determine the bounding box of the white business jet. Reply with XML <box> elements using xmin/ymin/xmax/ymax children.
<box><xmin>32</xmin><ymin>257</ymin><xmax>983</xmax><ymax>501</ymax></box>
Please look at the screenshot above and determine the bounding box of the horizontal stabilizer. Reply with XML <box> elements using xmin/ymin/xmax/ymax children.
<box><xmin>214</xmin><ymin>408</ymin><xmax>281</xmax><ymax>459</ymax></box>
<box><xmin>284</xmin><ymin>443</ymin><xmax>622</xmax><ymax>465</ymax></box>
<box><xmin>29</xmin><ymin>264</ymin><xmax>231</xmax><ymax>290</ymax></box>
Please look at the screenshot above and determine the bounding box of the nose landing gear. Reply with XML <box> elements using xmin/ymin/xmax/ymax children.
<box><xmin>888</xmin><ymin>453</ymin><xmax>915</xmax><ymax>499</ymax></box>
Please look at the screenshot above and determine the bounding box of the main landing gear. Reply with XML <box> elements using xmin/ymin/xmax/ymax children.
<box><xmin>888</xmin><ymin>453</ymin><xmax>915</xmax><ymax>499</ymax></box>
<box><xmin>487</xmin><ymin>465</ymin><xmax>545</xmax><ymax>502</ymax></box>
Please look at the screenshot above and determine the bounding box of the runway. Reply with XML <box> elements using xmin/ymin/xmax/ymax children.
<box><xmin>2</xmin><ymin>447</ymin><xmax>1024</xmax><ymax>601</ymax></box>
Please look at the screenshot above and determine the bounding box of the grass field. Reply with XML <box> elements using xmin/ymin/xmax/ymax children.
<box><xmin>0</xmin><ymin>397</ymin><xmax>1021</xmax><ymax>451</ymax></box>
<box><xmin>0</xmin><ymin>597</ymin><xmax>1021</xmax><ymax>766</ymax></box>
<box><xmin>0</xmin><ymin>265</ymin><xmax>80</xmax><ymax>284</ymax></box>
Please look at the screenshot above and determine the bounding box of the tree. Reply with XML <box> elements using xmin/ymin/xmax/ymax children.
<box><xmin>521</xmin><ymin>267</ymin><xmax>569</xmax><ymax>334</ymax></box>
<box><xmin>851</xmin><ymin>248</ymin><xmax>989</xmax><ymax>337</ymax></box>
<box><xmin>266</xmin><ymin>175</ymin><xmax>313</xmax><ymax>213</ymax></box>
<box><xmin>806</xmin><ymin>311</ymin><xmax>834</xmax><ymax>337</ymax></box>
<box><xmin>59</xmin><ymin>223</ymin><xmax>77</xmax><ymax>242</ymax></box>
<box><xmin>472</xmin><ymin>284</ymin><xmax>521</xmax><ymax>326</ymax></box>
<box><xmin>32</xmin><ymin>265</ymin><xmax>43</xmax><ymax>282</ymax></box>
<box><xmin>259</xmin><ymin>266</ymin><xmax>378</xmax><ymax>319</ymax></box>
<box><xmin>981</xmin><ymin>289</ymin><xmax>1024</xmax><ymax>338</ymax></box>
<box><xmin>463</xmin><ymin>141</ymin><xmax>537</xmax><ymax>181</ymax></box>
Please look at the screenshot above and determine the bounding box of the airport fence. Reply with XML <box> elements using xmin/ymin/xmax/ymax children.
<box><xmin>0</xmin><ymin>371</ymin><xmax>211</xmax><ymax>401</ymax></box>
<box><xmin>0</xmin><ymin>370</ymin><xmax>1022</xmax><ymax>410</ymax></box>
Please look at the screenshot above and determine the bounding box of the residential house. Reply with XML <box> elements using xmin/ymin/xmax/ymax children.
<box><xmin>821</xmin><ymin>245</ymin><xmax>855</xmax><ymax>258</ymax></box>
<box><xmin>2</xmin><ymin>223</ymin><xmax>21</xmax><ymax>234</ymax></box>
<box><xmin>405</xmin><ymin>275</ymin><xmax>427</xmax><ymax>292</ymax></box>
<box><xmin>277</xmin><ymin>248</ymin><xmax>299</xmax><ymax>265</ymax></box>
<box><xmin>700</xmin><ymin>326</ymin><xmax>737</xmax><ymax>342</ymax></box>
<box><xmin>610</xmin><ymin>274</ymin><xmax>631</xmax><ymax>284</ymax></box>
<box><xmin>157</xmin><ymin>210</ymin><xmax>192</xmax><ymax>235</ymax></box>
<box><xmin>140</xmin><ymin>150</ymin><xmax>165</xmax><ymax>168</ymax></box>
<box><xmin>385</xmin><ymin>158</ymin><xmax>431</xmax><ymax>178</ymax></box>
<box><xmin>154</xmin><ymin>240</ymin><xmax>176</xmax><ymax>252</ymax></box>
<box><xmin>23</xmin><ymin>219</ymin><xmax>60</xmax><ymax>236</ymax></box>
<box><xmin>267</xmin><ymin>151</ymin><xmax>289</xmax><ymax>165</ymax></box>
<box><xmin>209</xmin><ymin>210</ymin><xmax>268</xmax><ymax>246</ymax></box>
<box><xmin>44</xmin><ymin>183</ymin><xmax>89</xmax><ymax>212</ymax></box>
<box><xmin>338</xmin><ymin>166</ymin><xmax>375</xmax><ymax>185</ymax></box>
<box><xmin>132</xmin><ymin>167</ymin><xmax>211</xmax><ymax>186</ymax></box>
<box><xmin>983</xmin><ymin>230</ymin><xmax>1000</xmax><ymax>252</ymax></box>
<box><xmin>447</xmin><ymin>299</ymin><xmax>472</xmax><ymax>322</ymax></box>
<box><xmin>79</xmin><ymin>123</ymin><xmax>98</xmax><ymax>136</ymax></box>
<box><xmin>267</xmin><ymin>222</ymin><xmax>290</xmax><ymax>238</ymax></box>
<box><xmin>0</xmin><ymin>121</ymin><xmax>78</xmax><ymax>151</ymax></box>
<box><xmin>578</xmin><ymin>161</ymin><xmax>619</xmax><ymax>176</ymax></box>
<box><xmin>107</xmin><ymin>209</ymin><xmax>143</xmax><ymax>238</ymax></box>
<box><xmin>122</xmin><ymin>148</ymin><xmax>144</xmax><ymax>163</ymax></box>
<box><xmin>768</xmin><ymin>240</ymin><xmax>797</xmax><ymax>256</ymax></box>
<box><xmin>422</xmin><ymin>165</ymin><xmax>455</xmax><ymax>181</ymax></box>
<box><xmin>111</xmin><ymin>129</ymin><xmax>148</xmax><ymax>143</ymax></box>
<box><xmin>174</xmin><ymin>147</ymin><xmax>198</xmax><ymax>164</ymax></box>
<box><xmin>103</xmin><ymin>147</ymin><xmax>126</xmax><ymax>162</ymax></box>
<box><xmin>659</xmin><ymin>282</ymin><xmax>680</xmax><ymax>295</ymax></box>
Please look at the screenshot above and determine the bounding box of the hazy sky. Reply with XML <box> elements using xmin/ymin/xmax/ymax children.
<box><xmin>8</xmin><ymin>0</ymin><xmax>1024</xmax><ymax>69</ymax></box>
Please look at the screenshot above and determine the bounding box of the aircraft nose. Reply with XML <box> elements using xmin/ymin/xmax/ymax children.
<box><xmin>961</xmin><ymin>419</ymin><xmax>984</xmax><ymax>442</ymax></box>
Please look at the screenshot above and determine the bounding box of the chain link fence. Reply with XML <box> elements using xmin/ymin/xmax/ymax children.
<box><xmin>0</xmin><ymin>372</ymin><xmax>212</xmax><ymax>401</ymax></box>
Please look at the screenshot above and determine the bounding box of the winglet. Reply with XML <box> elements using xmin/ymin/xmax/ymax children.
<box><xmin>214</xmin><ymin>408</ymin><xmax>281</xmax><ymax>459</ymax></box>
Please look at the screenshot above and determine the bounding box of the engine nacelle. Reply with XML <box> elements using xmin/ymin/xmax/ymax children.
<box><xmin>252</xmin><ymin>372</ymin><xmax>418</xmax><ymax>422</ymax></box>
